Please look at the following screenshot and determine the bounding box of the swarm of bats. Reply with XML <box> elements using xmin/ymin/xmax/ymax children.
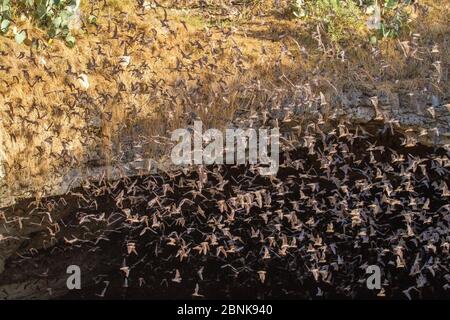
<box><xmin>8</xmin><ymin>119</ymin><xmax>446</xmax><ymax>300</ymax></box>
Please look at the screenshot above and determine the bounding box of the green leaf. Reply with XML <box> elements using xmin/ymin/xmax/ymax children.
<box><xmin>14</xmin><ymin>29</ymin><xmax>26</xmax><ymax>44</ymax></box>
<box><xmin>88</xmin><ymin>14</ymin><xmax>97</xmax><ymax>24</ymax></box>
<box><xmin>1</xmin><ymin>0</ymin><xmax>11</xmax><ymax>12</ymax></box>
<box><xmin>36</xmin><ymin>3</ymin><xmax>49</xmax><ymax>20</ymax></box>
<box><xmin>384</xmin><ymin>0</ymin><xmax>398</xmax><ymax>10</ymax></box>
<box><xmin>0</xmin><ymin>19</ymin><xmax>10</xmax><ymax>33</ymax></box>
<box><xmin>53</xmin><ymin>16</ymin><xmax>63</xmax><ymax>29</ymax></box>
<box><xmin>370</xmin><ymin>35</ymin><xmax>378</xmax><ymax>45</ymax></box>
<box><xmin>65</xmin><ymin>34</ymin><xmax>75</xmax><ymax>47</ymax></box>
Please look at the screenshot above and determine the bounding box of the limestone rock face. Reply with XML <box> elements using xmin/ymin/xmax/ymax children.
<box><xmin>339</xmin><ymin>88</ymin><xmax>450</xmax><ymax>147</ymax></box>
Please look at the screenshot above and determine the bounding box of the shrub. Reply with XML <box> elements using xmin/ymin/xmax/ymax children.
<box><xmin>0</xmin><ymin>0</ymin><xmax>12</xmax><ymax>33</ymax></box>
<box><xmin>290</xmin><ymin>0</ymin><xmax>415</xmax><ymax>43</ymax></box>
<box><xmin>0</xmin><ymin>0</ymin><xmax>80</xmax><ymax>46</ymax></box>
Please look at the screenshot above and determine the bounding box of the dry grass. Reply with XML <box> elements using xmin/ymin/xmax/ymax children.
<box><xmin>0</xmin><ymin>0</ymin><xmax>448</xmax><ymax>204</ymax></box>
